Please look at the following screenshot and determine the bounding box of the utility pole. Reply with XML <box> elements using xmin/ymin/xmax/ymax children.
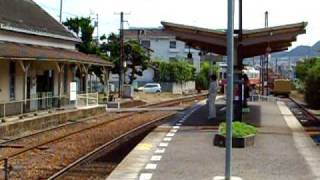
<box><xmin>226</xmin><ymin>0</ymin><xmax>234</xmax><ymax>179</ymax></box>
<box><xmin>114</xmin><ymin>12</ymin><xmax>130</xmax><ymax>98</ymax></box>
<box><xmin>96</xmin><ymin>13</ymin><xmax>99</xmax><ymax>44</ymax></box>
<box><xmin>119</xmin><ymin>12</ymin><xmax>125</xmax><ymax>98</ymax></box>
<box><xmin>265</xmin><ymin>11</ymin><xmax>269</xmax><ymax>95</ymax></box>
<box><xmin>59</xmin><ymin>0</ymin><xmax>63</xmax><ymax>23</ymax></box>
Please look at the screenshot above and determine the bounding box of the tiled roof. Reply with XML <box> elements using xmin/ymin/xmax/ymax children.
<box><xmin>0</xmin><ymin>41</ymin><xmax>112</xmax><ymax>67</ymax></box>
<box><xmin>0</xmin><ymin>0</ymin><xmax>78</xmax><ymax>41</ymax></box>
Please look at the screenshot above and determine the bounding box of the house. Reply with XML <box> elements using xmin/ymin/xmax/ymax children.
<box><xmin>124</xmin><ymin>28</ymin><xmax>201</xmax><ymax>73</ymax></box>
<box><xmin>0</xmin><ymin>0</ymin><xmax>112</xmax><ymax>117</ymax></box>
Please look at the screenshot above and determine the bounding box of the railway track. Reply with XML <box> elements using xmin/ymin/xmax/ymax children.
<box><xmin>0</xmin><ymin>93</ymin><xmax>206</xmax><ymax>179</ymax></box>
<box><xmin>284</xmin><ymin>97</ymin><xmax>320</xmax><ymax>144</ymax></box>
<box><xmin>0</xmin><ymin>94</ymin><xmax>203</xmax><ymax>149</ymax></box>
<box><xmin>47</xmin><ymin>113</ymin><xmax>175</xmax><ymax>180</ymax></box>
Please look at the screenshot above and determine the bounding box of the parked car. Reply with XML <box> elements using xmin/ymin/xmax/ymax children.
<box><xmin>143</xmin><ymin>83</ymin><xmax>161</xmax><ymax>93</ymax></box>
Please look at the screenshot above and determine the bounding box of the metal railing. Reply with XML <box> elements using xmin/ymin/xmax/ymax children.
<box><xmin>76</xmin><ymin>92</ymin><xmax>99</xmax><ymax>107</ymax></box>
<box><xmin>0</xmin><ymin>94</ymin><xmax>72</xmax><ymax>120</ymax></box>
<box><xmin>249</xmin><ymin>94</ymin><xmax>281</xmax><ymax>103</ymax></box>
<box><xmin>0</xmin><ymin>92</ymin><xmax>100</xmax><ymax>120</ymax></box>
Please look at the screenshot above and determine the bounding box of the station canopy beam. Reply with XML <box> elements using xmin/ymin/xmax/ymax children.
<box><xmin>161</xmin><ymin>21</ymin><xmax>307</xmax><ymax>58</ymax></box>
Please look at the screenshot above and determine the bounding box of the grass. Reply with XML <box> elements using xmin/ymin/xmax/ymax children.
<box><xmin>219</xmin><ymin>121</ymin><xmax>257</xmax><ymax>138</ymax></box>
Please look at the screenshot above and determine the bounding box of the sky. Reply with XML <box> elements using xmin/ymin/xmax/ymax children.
<box><xmin>34</xmin><ymin>0</ymin><xmax>320</xmax><ymax>48</ymax></box>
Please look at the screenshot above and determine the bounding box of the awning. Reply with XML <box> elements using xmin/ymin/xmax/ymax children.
<box><xmin>0</xmin><ymin>41</ymin><xmax>113</xmax><ymax>67</ymax></box>
<box><xmin>161</xmin><ymin>21</ymin><xmax>307</xmax><ymax>58</ymax></box>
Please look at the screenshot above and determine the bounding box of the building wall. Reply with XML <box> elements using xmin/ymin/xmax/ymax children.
<box><xmin>125</xmin><ymin>30</ymin><xmax>201</xmax><ymax>73</ymax></box>
<box><xmin>0</xmin><ymin>60</ymin><xmax>78</xmax><ymax>103</ymax></box>
<box><xmin>0</xmin><ymin>30</ymin><xmax>76</xmax><ymax>50</ymax></box>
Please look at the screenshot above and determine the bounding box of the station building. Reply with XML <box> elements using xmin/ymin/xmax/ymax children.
<box><xmin>0</xmin><ymin>0</ymin><xmax>112</xmax><ymax>117</ymax></box>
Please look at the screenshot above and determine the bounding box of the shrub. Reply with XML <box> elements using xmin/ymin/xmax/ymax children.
<box><xmin>152</xmin><ymin>60</ymin><xmax>195</xmax><ymax>83</ymax></box>
<box><xmin>219</xmin><ymin>121</ymin><xmax>257</xmax><ymax>138</ymax></box>
<box><xmin>195</xmin><ymin>61</ymin><xmax>218</xmax><ymax>90</ymax></box>
<box><xmin>305</xmin><ymin>61</ymin><xmax>320</xmax><ymax>108</ymax></box>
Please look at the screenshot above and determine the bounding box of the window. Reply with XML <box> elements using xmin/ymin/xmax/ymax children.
<box><xmin>141</xmin><ymin>40</ymin><xmax>151</xmax><ymax>48</ymax></box>
<box><xmin>169</xmin><ymin>41</ymin><xmax>176</xmax><ymax>49</ymax></box>
<box><xmin>9</xmin><ymin>62</ymin><xmax>15</xmax><ymax>100</ymax></box>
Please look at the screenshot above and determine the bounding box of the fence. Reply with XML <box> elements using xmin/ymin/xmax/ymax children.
<box><xmin>249</xmin><ymin>94</ymin><xmax>281</xmax><ymax>103</ymax></box>
<box><xmin>160</xmin><ymin>81</ymin><xmax>196</xmax><ymax>94</ymax></box>
<box><xmin>76</xmin><ymin>92</ymin><xmax>99</xmax><ymax>107</ymax></box>
<box><xmin>0</xmin><ymin>92</ymin><xmax>99</xmax><ymax>119</ymax></box>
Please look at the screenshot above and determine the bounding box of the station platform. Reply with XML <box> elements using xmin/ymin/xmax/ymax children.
<box><xmin>107</xmin><ymin>98</ymin><xmax>320</xmax><ymax>180</ymax></box>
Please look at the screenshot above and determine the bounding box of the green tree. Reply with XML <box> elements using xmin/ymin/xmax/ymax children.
<box><xmin>125</xmin><ymin>40</ymin><xmax>149</xmax><ymax>84</ymax></box>
<box><xmin>304</xmin><ymin>58</ymin><xmax>320</xmax><ymax>108</ymax></box>
<box><xmin>296</xmin><ymin>58</ymin><xmax>317</xmax><ymax>82</ymax></box>
<box><xmin>195</xmin><ymin>61</ymin><xmax>219</xmax><ymax>90</ymax></box>
<box><xmin>102</xmin><ymin>33</ymin><xmax>150</xmax><ymax>84</ymax></box>
<box><xmin>152</xmin><ymin>60</ymin><xmax>195</xmax><ymax>83</ymax></box>
<box><xmin>63</xmin><ymin>17</ymin><xmax>109</xmax><ymax>86</ymax></box>
<box><xmin>63</xmin><ymin>17</ymin><xmax>97</xmax><ymax>54</ymax></box>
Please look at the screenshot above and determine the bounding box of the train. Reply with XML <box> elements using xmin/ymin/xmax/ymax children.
<box><xmin>217</xmin><ymin>63</ymin><xmax>260</xmax><ymax>93</ymax></box>
<box><xmin>217</xmin><ymin>63</ymin><xmax>291</xmax><ymax>96</ymax></box>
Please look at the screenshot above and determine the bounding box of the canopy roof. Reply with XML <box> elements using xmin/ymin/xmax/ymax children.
<box><xmin>161</xmin><ymin>21</ymin><xmax>307</xmax><ymax>58</ymax></box>
<box><xmin>0</xmin><ymin>41</ymin><xmax>112</xmax><ymax>67</ymax></box>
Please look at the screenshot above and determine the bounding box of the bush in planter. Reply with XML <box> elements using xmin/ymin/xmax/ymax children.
<box><xmin>218</xmin><ymin>121</ymin><xmax>257</xmax><ymax>138</ymax></box>
<box><xmin>214</xmin><ymin>122</ymin><xmax>257</xmax><ymax>148</ymax></box>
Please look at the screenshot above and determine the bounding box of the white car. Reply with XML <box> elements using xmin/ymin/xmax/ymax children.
<box><xmin>142</xmin><ymin>83</ymin><xmax>162</xmax><ymax>93</ymax></box>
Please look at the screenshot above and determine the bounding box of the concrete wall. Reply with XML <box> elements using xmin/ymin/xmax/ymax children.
<box><xmin>160</xmin><ymin>81</ymin><xmax>196</xmax><ymax>94</ymax></box>
<box><xmin>0</xmin><ymin>106</ymin><xmax>106</xmax><ymax>137</ymax></box>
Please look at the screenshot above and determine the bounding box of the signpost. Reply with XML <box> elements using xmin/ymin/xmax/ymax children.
<box><xmin>70</xmin><ymin>82</ymin><xmax>77</xmax><ymax>101</ymax></box>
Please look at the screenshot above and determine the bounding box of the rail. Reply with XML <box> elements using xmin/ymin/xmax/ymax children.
<box><xmin>0</xmin><ymin>93</ymin><xmax>207</xmax><ymax>179</ymax></box>
<box><xmin>47</xmin><ymin>113</ymin><xmax>175</xmax><ymax>179</ymax></box>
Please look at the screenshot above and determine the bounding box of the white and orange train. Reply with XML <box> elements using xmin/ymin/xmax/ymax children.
<box><xmin>217</xmin><ymin>63</ymin><xmax>260</xmax><ymax>93</ymax></box>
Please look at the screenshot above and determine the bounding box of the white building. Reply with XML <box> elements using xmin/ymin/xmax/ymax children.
<box><xmin>124</xmin><ymin>28</ymin><xmax>201</xmax><ymax>73</ymax></box>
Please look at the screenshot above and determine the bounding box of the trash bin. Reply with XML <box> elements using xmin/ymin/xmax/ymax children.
<box><xmin>123</xmin><ymin>85</ymin><xmax>134</xmax><ymax>98</ymax></box>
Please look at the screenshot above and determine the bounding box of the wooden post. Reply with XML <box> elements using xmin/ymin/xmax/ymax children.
<box><xmin>4</xmin><ymin>158</ymin><xmax>9</xmax><ymax>180</ymax></box>
<box><xmin>55</xmin><ymin>63</ymin><xmax>65</xmax><ymax>107</ymax></box>
<box><xmin>81</xmin><ymin>64</ymin><xmax>89</xmax><ymax>106</ymax></box>
<box><xmin>18</xmin><ymin>61</ymin><xmax>30</xmax><ymax>113</ymax></box>
<box><xmin>103</xmin><ymin>67</ymin><xmax>110</xmax><ymax>100</ymax></box>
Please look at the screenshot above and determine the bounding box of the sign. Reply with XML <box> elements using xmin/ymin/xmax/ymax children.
<box><xmin>70</xmin><ymin>82</ymin><xmax>77</xmax><ymax>101</ymax></box>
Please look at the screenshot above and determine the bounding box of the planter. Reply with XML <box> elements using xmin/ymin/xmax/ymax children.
<box><xmin>213</xmin><ymin>134</ymin><xmax>255</xmax><ymax>148</ymax></box>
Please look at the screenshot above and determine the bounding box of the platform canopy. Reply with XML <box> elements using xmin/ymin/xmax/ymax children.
<box><xmin>161</xmin><ymin>21</ymin><xmax>307</xmax><ymax>58</ymax></box>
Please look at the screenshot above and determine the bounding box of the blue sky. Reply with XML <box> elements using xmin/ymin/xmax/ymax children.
<box><xmin>34</xmin><ymin>0</ymin><xmax>320</xmax><ymax>48</ymax></box>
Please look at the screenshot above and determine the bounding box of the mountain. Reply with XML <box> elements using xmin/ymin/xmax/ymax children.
<box><xmin>312</xmin><ymin>41</ymin><xmax>320</xmax><ymax>51</ymax></box>
<box><xmin>290</xmin><ymin>45</ymin><xmax>319</xmax><ymax>57</ymax></box>
<box><xmin>272</xmin><ymin>42</ymin><xmax>320</xmax><ymax>60</ymax></box>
